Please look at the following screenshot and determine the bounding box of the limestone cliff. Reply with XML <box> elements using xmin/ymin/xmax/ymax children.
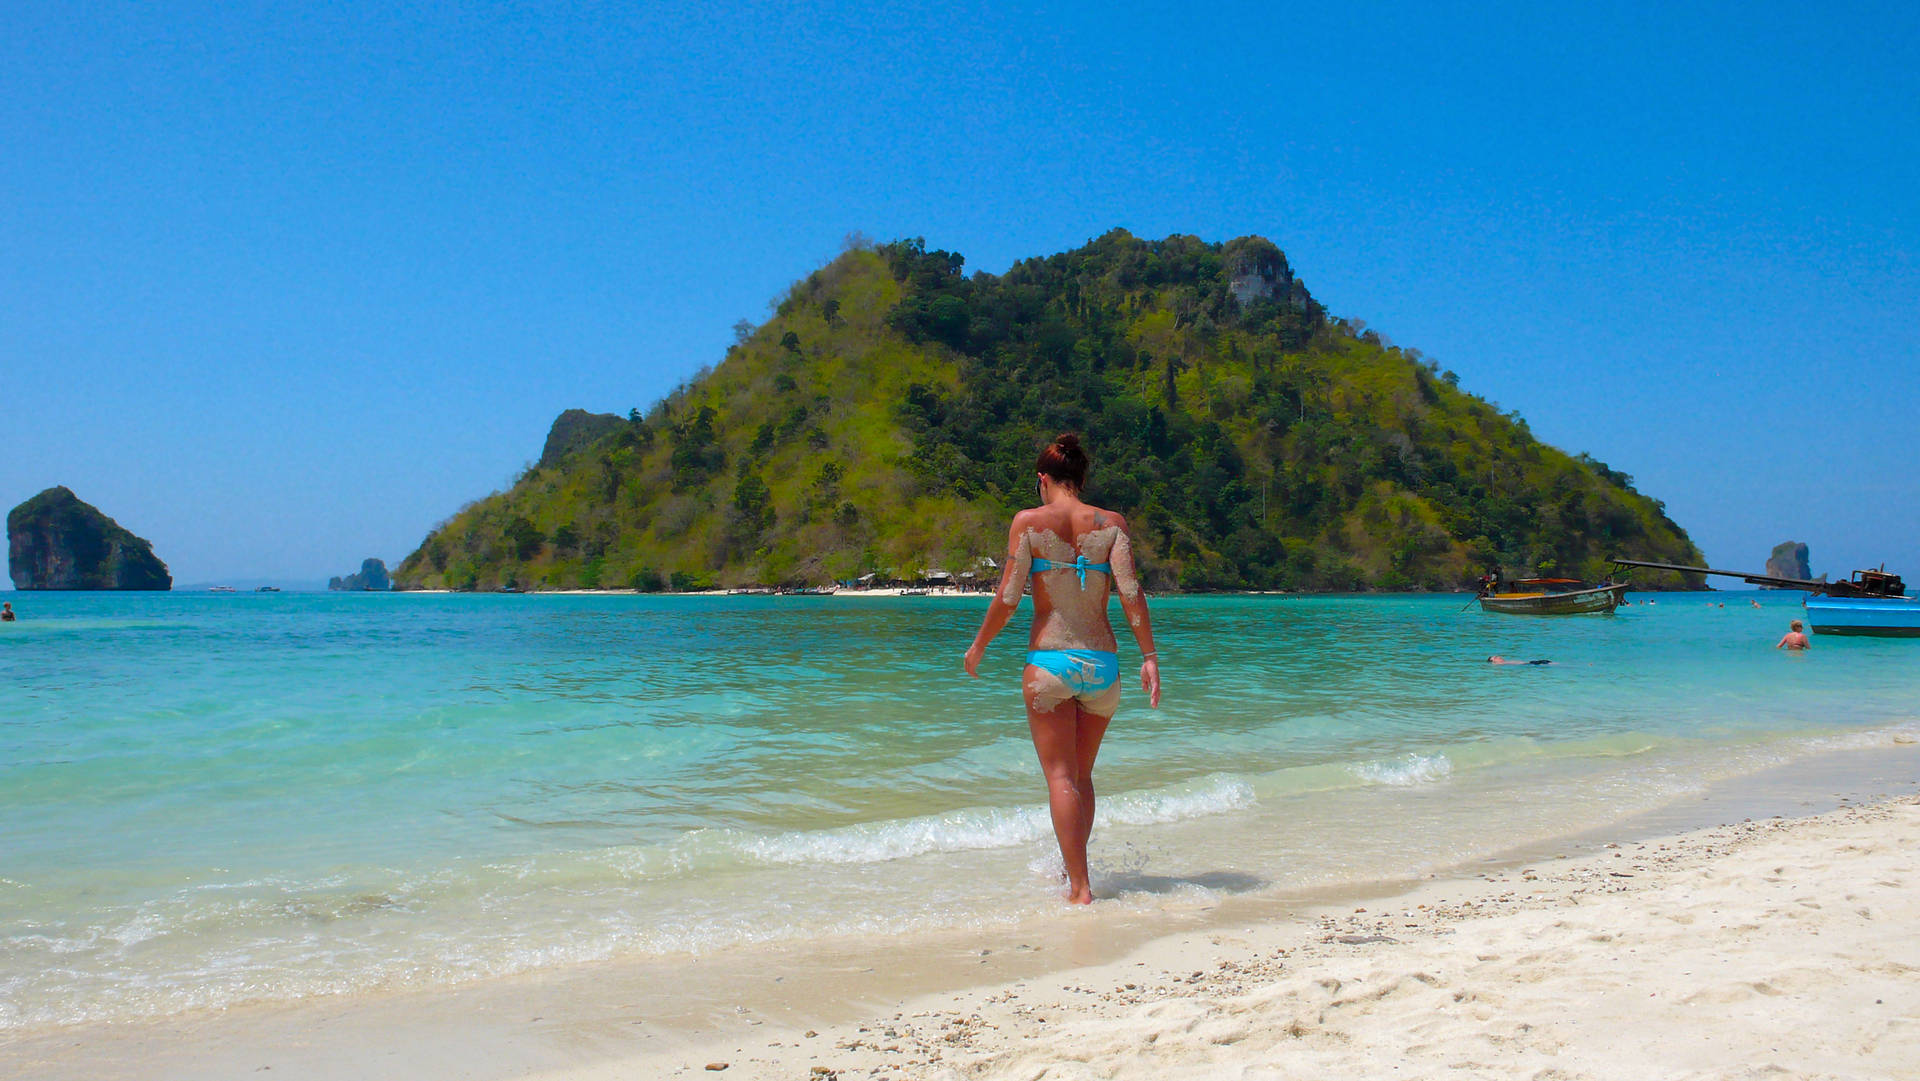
<box><xmin>7</xmin><ymin>487</ymin><xmax>172</xmax><ymax>590</ymax></box>
<box><xmin>328</xmin><ymin>558</ymin><xmax>392</xmax><ymax>591</ymax></box>
<box><xmin>1765</xmin><ymin>541</ymin><xmax>1815</xmax><ymax>585</ymax></box>
<box><xmin>538</xmin><ymin>410</ymin><xmax>626</xmax><ymax>469</ymax></box>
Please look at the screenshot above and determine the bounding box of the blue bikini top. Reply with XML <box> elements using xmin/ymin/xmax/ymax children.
<box><xmin>1029</xmin><ymin>554</ymin><xmax>1112</xmax><ymax>589</ymax></box>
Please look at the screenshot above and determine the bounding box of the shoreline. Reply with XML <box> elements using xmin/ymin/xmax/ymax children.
<box><xmin>373</xmin><ymin>586</ymin><xmax>1737</xmax><ymax>599</ymax></box>
<box><xmin>620</xmin><ymin>790</ymin><xmax>1920</xmax><ymax>1081</ymax></box>
<box><xmin>7</xmin><ymin>741</ymin><xmax>1918</xmax><ymax>1080</ymax></box>
<box><xmin>583</xmin><ymin>739</ymin><xmax>1920</xmax><ymax>1080</ymax></box>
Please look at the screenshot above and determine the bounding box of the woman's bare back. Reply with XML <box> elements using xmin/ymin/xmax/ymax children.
<box><xmin>998</xmin><ymin>502</ymin><xmax>1143</xmax><ymax>651</ymax></box>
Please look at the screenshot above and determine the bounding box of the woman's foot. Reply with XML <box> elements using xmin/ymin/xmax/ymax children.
<box><xmin>1064</xmin><ymin>885</ymin><xmax>1094</xmax><ymax>905</ymax></box>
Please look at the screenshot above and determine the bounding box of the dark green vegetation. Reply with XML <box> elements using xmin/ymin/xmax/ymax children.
<box><xmin>8</xmin><ymin>486</ymin><xmax>172</xmax><ymax>590</ymax></box>
<box><xmin>396</xmin><ymin>231</ymin><xmax>1702</xmax><ymax>592</ymax></box>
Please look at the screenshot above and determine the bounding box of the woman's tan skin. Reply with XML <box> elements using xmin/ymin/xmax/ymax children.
<box><xmin>964</xmin><ymin>472</ymin><xmax>1159</xmax><ymax>904</ymax></box>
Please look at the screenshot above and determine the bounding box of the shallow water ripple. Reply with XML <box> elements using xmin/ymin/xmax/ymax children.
<box><xmin>1</xmin><ymin>589</ymin><xmax>1913</xmax><ymax>1029</ymax></box>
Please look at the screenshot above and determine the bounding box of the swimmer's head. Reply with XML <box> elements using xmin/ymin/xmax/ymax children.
<box><xmin>1037</xmin><ymin>433</ymin><xmax>1089</xmax><ymax>493</ymax></box>
<box><xmin>1487</xmin><ymin>655</ymin><xmax>1502</xmax><ymax>663</ymax></box>
<box><xmin>1790</xmin><ymin>619</ymin><xmax>1803</xmax><ymax>631</ymax></box>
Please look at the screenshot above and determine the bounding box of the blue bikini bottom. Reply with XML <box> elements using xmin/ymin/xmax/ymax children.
<box><xmin>1025</xmin><ymin>649</ymin><xmax>1120</xmax><ymax>695</ymax></box>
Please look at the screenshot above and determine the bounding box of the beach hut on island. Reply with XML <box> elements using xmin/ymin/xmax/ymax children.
<box><xmin>968</xmin><ymin>557</ymin><xmax>999</xmax><ymax>592</ymax></box>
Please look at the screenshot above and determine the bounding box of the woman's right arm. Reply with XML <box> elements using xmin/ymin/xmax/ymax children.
<box><xmin>964</xmin><ymin>519</ymin><xmax>1032</xmax><ymax>677</ymax></box>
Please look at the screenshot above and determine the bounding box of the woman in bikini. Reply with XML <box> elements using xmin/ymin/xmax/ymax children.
<box><xmin>963</xmin><ymin>434</ymin><xmax>1160</xmax><ymax>904</ymax></box>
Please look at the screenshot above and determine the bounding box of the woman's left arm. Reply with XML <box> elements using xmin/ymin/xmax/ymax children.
<box><xmin>1108</xmin><ymin>524</ymin><xmax>1160</xmax><ymax>707</ymax></box>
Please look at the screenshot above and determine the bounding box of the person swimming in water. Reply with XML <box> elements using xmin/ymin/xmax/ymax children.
<box><xmin>964</xmin><ymin>433</ymin><xmax>1160</xmax><ymax>904</ymax></box>
<box><xmin>1776</xmin><ymin>619</ymin><xmax>1810</xmax><ymax>651</ymax></box>
<box><xmin>0</xmin><ymin>602</ymin><xmax>13</xmax><ymax>622</ymax></box>
<box><xmin>1487</xmin><ymin>655</ymin><xmax>1552</xmax><ymax>665</ymax></box>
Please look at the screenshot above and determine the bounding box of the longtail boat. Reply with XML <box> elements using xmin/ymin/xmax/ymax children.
<box><xmin>1476</xmin><ymin>576</ymin><xmax>1628</xmax><ymax>615</ymax></box>
<box><xmin>1612</xmin><ymin>558</ymin><xmax>1919</xmax><ymax>637</ymax></box>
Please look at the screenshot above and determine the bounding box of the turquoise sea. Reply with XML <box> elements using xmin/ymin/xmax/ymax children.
<box><xmin>2</xmin><ymin>590</ymin><xmax>1916</xmax><ymax>1032</ymax></box>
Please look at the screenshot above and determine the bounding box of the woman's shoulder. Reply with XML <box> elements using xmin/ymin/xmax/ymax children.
<box><xmin>1009</xmin><ymin>506</ymin><xmax>1052</xmax><ymax>531</ymax></box>
<box><xmin>1007</xmin><ymin>506</ymin><xmax>1059</xmax><ymax>545</ymax></box>
<box><xmin>1084</xmin><ymin>505</ymin><xmax>1129</xmax><ymax>532</ymax></box>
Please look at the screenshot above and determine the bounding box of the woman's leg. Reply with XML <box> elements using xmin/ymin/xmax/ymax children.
<box><xmin>1024</xmin><ymin>673</ymin><xmax>1114</xmax><ymax>904</ymax></box>
<box><xmin>1072</xmin><ymin>704</ymin><xmax>1112</xmax><ymax>858</ymax></box>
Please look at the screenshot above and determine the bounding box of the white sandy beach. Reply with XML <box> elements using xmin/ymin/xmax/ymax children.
<box><xmin>14</xmin><ymin>786</ymin><xmax>1913</xmax><ymax>1081</ymax></box>
<box><xmin>556</xmin><ymin>795</ymin><xmax>1920</xmax><ymax>1081</ymax></box>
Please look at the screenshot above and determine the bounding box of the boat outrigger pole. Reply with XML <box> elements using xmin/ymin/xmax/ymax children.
<box><xmin>1608</xmin><ymin>558</ymin><xmax>1827</xmax><ymax>592</ymax></box>
<box><xmin>1610</xmin><ymin>558</ymin><xmax>1906</xmax><ymax>599</ymax></box>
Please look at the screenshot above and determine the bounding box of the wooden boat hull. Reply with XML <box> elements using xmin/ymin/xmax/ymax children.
<box><xmin>1478</xmin><ymin>583</ymin><xmax>1627</xmax><ymax>615</ymax></box>
<box><xmin>1804</xmin><ymin>596</ymin><xmax>1920</xmax><ymax>637</ymax></box>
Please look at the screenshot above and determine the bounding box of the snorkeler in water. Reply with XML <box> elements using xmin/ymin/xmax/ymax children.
<box><xmin>1487</xmin><ymin>655</ymin><xmax>1552</xmax><ymax>665</ymax></box>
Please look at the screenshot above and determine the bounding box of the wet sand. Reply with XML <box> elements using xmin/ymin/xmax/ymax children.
<box><xmin>549</xmin><ymin>792</ymin><xmax>1920</xmax><ymax>1080</ymax></box>
<box><xmin>6</xmin><ymin>748</ymin><xmax>1918</xmax><ymax>1081</ymax></box>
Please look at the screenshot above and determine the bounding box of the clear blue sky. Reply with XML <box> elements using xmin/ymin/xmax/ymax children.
<box><xmin>4</xmin><ymin>2</ymin><xmax>1915</xmax><ymax>586</ymax></box>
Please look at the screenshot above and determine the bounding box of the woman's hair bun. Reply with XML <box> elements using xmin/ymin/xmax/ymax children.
<box><xmin>1037</xmin><ymin>433</ymin><xmax>1090</xmax><ymax>489</ymax></box>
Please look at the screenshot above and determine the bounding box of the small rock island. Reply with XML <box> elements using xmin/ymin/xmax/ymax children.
<box><xmin>1765</xmin><ymin>541</ymin><xmax>1814</xmax><ymax>583</ymax></box>
<box><xmin>329</xmin><ymin>558</ymin><xmax>392</xmax><ymax>591</ymax></box>
<box><xmin>7</xmin><ymin>486</ymin><xmax>172</xmax><ymax>590</ymax></box>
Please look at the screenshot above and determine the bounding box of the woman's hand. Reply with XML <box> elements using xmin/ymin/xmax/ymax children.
<box><xmin>1140</xmin><ymin>657</ymin><xmax>1160</xmax><ymax>708</ymax></box>
<box><xmin>963</xmin><ymin>643</ymin><xmax>985</xmax><ymax>677</ymax></box>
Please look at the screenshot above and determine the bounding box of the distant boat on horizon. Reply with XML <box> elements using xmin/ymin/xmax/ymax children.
<box><xmin>209</xmin><ymin>586</ymin><xmax>236</xmax><ymax>593</ymax></box>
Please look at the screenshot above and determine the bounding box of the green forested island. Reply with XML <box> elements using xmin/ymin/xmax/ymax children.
<box><xmin>395</xmin><ymin>231</ymin><xmax>1702</xmax><ymax>592</ymax></box>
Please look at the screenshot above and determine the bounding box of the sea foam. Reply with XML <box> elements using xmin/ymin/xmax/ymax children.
<box><xmin>693</xmin><ymin>773</ymin><xmax>1258</xmax><ymax>868</ymax></box>
<box><xmin>1350</xmin><ymin>753</ymin><xmax>1453</xmax><ymax>786</ymax></box>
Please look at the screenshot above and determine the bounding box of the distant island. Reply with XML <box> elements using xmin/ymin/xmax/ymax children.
<box><xmin>396</xmin><ymin>231</ymin><xmax>1704</xmax><ymax>593</ymax></box>
<box><xmin>7</xmin><ymin>487</ymin><xmax>172</xmax><ymax>590</ymax></box>
<box><xmin>1765</xmin><ymin>541</ymin><xmax>1815</xmax><ymax>585</ymax></box>
<box><xmin>329</xmin><ymin>558</ymin><xmax>392</xmax><ymax>591</ymax></box>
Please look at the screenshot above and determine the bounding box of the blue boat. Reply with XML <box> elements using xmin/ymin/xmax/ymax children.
<box><xmin>1803</xmin><ymin>594</ymin><xmax>1920</xmax><ymax>637</ymax></box>
<box><xmin>1614</xmin><ymin>559</ymin><xmax>1918</xmax><ymax>638</ymax></box>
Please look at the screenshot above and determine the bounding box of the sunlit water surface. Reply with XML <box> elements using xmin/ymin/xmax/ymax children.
<box><xmin>2</xmin><ymin>590</ymin><xmax>1914</xmax><ymax>1029</ymax></box>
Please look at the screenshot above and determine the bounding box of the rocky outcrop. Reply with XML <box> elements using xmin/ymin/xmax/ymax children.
<box><xmin>538</xmin><ymin>409</ymin><xmax>625</xmax><ymax>469</ymax></box>
<box><xmin>329</xmin><ymin>558</ymin><xmax>392</xmax><ymax>591</ymax></box>
<box><xmin>7</xmin><ymin>487</ymin><xmax>172</xmax><ymax>590</ymax></box>
<box><xmin>1765</xmin><ymin>541</ymin><xmax>1814</xmax><ymax>584</ymax></box>
<box><xmin>1223</xmin><ymin>235</ymin><xmax>1309</xmax><ymax>311</ymax></box>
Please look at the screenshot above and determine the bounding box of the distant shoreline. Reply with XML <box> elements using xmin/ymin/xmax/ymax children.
<box><xmin>391</xmin><ymin>586</ymin><xmax>1319</xmax><ymax>597</ymax></box>
<box><xmin>382</xmin><ymin>586</ymin><xmax>1722</xmax><ymax>598</ymax></box>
